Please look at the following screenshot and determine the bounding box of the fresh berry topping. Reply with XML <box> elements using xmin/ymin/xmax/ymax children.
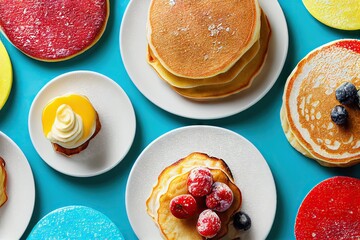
<box><xmin>196</xmin><ymin>209</ymin><xmax>221</xmax><ymax>238</ymax></box>
<box><xmin>233</xmin><ymin>211</ymin><xmax>252</xmax><ymax>231</ymax></box>
<box><xmin>169</xmin><ymin>194</ymin><xmax>197</xmax><ymax>219</ymax></box>
<box><xmin>187</xmin><ymin>167</ymin><xmax>213</xmax><ymax>197</ymax></box>
<box><xmin>206</xmin><ymin>182</ymin><xmax>234</xmax><ymax>212</ymax></box>
<box><xmin>335</xmin><ymin>82</ymin><xmax>358</xmax><ymax>105</ymax></box>
<box><xmin>330</xmin><ymin>105</ymin><xmax>348</xmax><ymax>125</ymax></box>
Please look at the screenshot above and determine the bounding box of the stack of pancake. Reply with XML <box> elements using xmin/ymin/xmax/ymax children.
<box><xmin>146</xmin><ymin>0</ymin><xmax>271</xmax><ymax>100</ymax></box>
<box><xmin>0</xmin><ymin>157</ymin><xmax>7</xmax><ymax>207</ymax></box>
<box><xmin>146</xmin><ymin>152</ymin><xmax>242</xmax><ymax>239</ymax></box>
<box><xmin>281</xmin><ymin>39</ymin><xmax>360</xmax><ymax>167</ymax></box>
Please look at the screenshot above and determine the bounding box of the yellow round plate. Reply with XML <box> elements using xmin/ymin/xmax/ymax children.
<box><xmin>303</xmin><ymin>0</ymin><xmax>360</xmax><ymax>30</ymax></box>
<box><xmin>0</xmin><ymin>41</ymin><xmax>12</xmax><ymax>110</ymax></box>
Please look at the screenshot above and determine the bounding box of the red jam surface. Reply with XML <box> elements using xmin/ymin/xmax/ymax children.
<box><xmin>335</xmin><ymin>40</ymin><xmax>360</xmax><ymax>54</ymax></box>
<box><xmin>0</xmin><ymin>0</ymin><xmax>108</xmax><ymax>60</ymax></box>
<box><xmin>295</xmin><ymin>176</ymin><xmax>360</xmax><ymax>240</ymax></box>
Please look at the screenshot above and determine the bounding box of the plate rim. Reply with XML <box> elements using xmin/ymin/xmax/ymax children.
<box><xmin>120</xmin><ymin>0</ymin><xmax>289</xmax><ymax>120</ymax></box>
<box><xmin>125</xmin><ymin>125</ymin><xmax>277</xmax><ymax>239</ymax></box>
<box><xmin>0</xmin><ymin>131</ymin><xmax>35</xmax><ymax>239</ymax></box>
<box><xmin>28</xmin><ymin>70</ymin><xmax>136</xmax><ymax>177</ymax></box>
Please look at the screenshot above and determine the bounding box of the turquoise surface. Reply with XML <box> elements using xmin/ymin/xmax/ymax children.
<box><xmin>0</xmin><ymin>0</ymin><xmax>359</xmax><ymax>239</ymax></box>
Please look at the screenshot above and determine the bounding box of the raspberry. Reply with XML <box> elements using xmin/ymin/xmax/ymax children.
<box><xmin>169</xmin><ymin>194</ymin><xmax>197</xmax><ymax>219</ymax></box>
<box><xmin>196</xmin><ymin>209</ymin><xmax>221</xmax><ymax>238</ymax></box>
<box><xmin>187</xmin><ymin>167</ymin><xmax>213</xmax><ymax>197</ymax></box>
<box><xmin>206</xmin><ymin>182</ymin><xmax>234</xmax><ymax>212</ymax></box>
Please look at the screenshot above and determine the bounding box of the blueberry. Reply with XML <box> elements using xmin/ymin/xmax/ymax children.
<box><xmin>233</xmin><ymin>211</ymin><xmax>251</xmax><ymax>231</ymax></box>
<box><xmin>335</xmin><ymin>82</ymin><xmax>358</xmax><ymax>105</ymax></box>
<box><xmin>331</xmin><ymin>105</ymin><xmax>348</xmax><ymax>125</ymax></box>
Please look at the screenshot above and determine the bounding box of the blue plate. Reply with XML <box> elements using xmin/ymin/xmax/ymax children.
<box><xmin>28</xmin><ymin>206</ymin><xmax>124</xmax><ymax>239</ymax></box>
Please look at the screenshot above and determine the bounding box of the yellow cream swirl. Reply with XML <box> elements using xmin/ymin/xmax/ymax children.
<box><xmin>47</xmin><ymin>104</ymin><xmax>85</xmax><ymax>148</ymax></box>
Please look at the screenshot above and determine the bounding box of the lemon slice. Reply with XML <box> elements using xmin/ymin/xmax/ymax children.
<box><xmin>0</xmin><ymin>41</ymin><xmax>12</xmax><ymax>110</ymax></box>
<box><xmin>303</xmin><ymin>0</ymin><xmax>360</xmax><ymax>30</ymax></box>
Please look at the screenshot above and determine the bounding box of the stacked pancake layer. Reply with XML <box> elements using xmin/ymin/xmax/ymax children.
<box><xmin>147</xmin><ymin>0</ymin><xmax>271</xmax><ymax>100</ymax></box>
<box><xmin>0</xmin><ymin>157</ymin><xmax>7</xmax><ymax>207</ymax></box>
<box><xmin>281</xmin><ymin>39</ymin><xmax>360</xmax><ymax>167</ymax></box>
<box><xmin>146</xmin><ymin>152</ymin><xmax>242</xmax><ymax>239</ymax></box>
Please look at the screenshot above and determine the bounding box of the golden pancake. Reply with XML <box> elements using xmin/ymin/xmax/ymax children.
<box><xmin>147</xmin><ymin>0</ymin><xmax>261</xmax><ymax>79</ymax></box>
<box><xmin>157</xmin><ymin>168</ymin><xmax>242</xmax><ymax>240</ymax></box>
<box><xmin>146</xmin><ymin>152</ymin><xmax>233</xmax><ymax>222</ymax></box>
<box><xmin>281</xmin><ymin>39</ymin><xmax>360</xmax><ymax>167</ymax></box>
<box><xmin>173</xmin><ymin>12</ymin><xmax>271</xmax><ymax>100</ymax></box>
<box><xmin>147</xmin><ymin>40</ymin><xmax>260</xmax><ymax>88</ymax></box>
<box><xmin>0</xmin><ymin>157</ymin><xmax>8</xmax><ymax>207</ymax></box>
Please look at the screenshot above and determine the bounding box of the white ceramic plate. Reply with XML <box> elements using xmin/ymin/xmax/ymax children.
<box><xmin>28</xmin><ymin>71</ymin><xmax>136</xmax><ymax>177</ymax></box>
<box><xmin>0</xmin><ymin>132</ymin><xmax>35</xmax><ymax>239</ymax></box>
<box><xmin>120</xmin><ymin>0</ymin><xmax>288</xmax><ymax>120</ymax></box>
<box><xmin>126</xmin><ymin>125</ymin><xmax>276</xmax><ymax>239</ymax></box>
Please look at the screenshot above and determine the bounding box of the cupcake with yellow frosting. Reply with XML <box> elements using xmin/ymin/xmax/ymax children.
<box><xmin>42</xmin><ymin>94</ymin><xmax>101</xmax><ymax>156</ymax></box>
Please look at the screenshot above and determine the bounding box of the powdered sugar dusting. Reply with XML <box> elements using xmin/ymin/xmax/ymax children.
<box><xmin>169</xmin><ymin>0</ymin><xmax>176</xmax><ymax>7</ymax></box>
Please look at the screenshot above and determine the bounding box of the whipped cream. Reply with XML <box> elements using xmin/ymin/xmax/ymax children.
<box><xmin>47</xmin><ymin>104</ymin><xmax>87</xmax><ymax>149</ymax></box>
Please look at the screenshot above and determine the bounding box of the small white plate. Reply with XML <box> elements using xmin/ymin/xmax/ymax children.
<box><xmin>126</xmin><ymin>125</ymin><xmax>277</xmax><ymax>239</ymax></box>
<box><xmin>0</xmin><ymin>131</ymin><xmax>35</xmax><ymax>239</ymax></box>
<box><xmin>120</xmin><ymin>0</ymin><xmax>288</xmax><ymax>120</ymax></box>
<box><xmin>28</xmin><ymin>71</ymin><xmax>136</xmax><ymax>177</ymax></box>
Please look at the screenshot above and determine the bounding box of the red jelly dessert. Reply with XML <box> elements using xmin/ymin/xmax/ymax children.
<box><xmin>187</xmin><ymin>167</ymin><xmax>213</xmax><ymax>197</ymax></box>
<box><xmin>206</xmin><ymin>182</ymin><xmax>234</xmax><ymax>212</ymax></box>
<box><xmin>295</xmin><ymin>176</ymin><xmax>360</xmax><ymax>239</ymax></box>
<box><xmin>196</xmin><ymin>209</ymin><xmax>221</xmax><ymax>238</ymax></box>
<box><xmin>169</xmin><ymin>194</ymin><xmax>197</xmax><ymax>219</ymax></box>
<box><xmin>0</xmin><ymin>0</ymin><xmax>109</xmax><ymax>61</ymax></box>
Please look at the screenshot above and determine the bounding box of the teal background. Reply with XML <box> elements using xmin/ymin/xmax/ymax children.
<box><xmin>0</xmin><ymin>0</ymin><xmax>359</xmax><ymax>239</ymax></box>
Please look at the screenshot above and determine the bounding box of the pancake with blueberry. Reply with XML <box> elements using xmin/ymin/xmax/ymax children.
<box><xmin>146</xmin><ymin>152</ymin><xmax>233</xmax><ymax>222</ymax></box>
<box><xmin>147</xmin><ymin>0</ymin><xmax>261</xmax><ymax>79</ymax></box>
<box><xmin>281</xmin><ymin>39</ymin><xmax>360</xmax><ymax>167</ymax></box>
<box><xmin>157</xmin><ymin>168</ymin><xmax>242</xmax><ymax>240</ymax></box>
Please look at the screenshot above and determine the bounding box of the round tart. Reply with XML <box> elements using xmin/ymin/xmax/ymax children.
<box><xmin>0</xmin><ymin>41</ymin><xmax>12</xmax><ymax>110</ymax></box>
<box><xmin>295</xmin><ymin>176</ymin><xmax>360</xmax><ymax>239</ymax></box>
<box><xmin>303</xmin><ymin>0</ymin><xmax>360</xmax><ymax>30</ymax></box>
<box><xmin>0</xmin><ymin>0</ymin><xmax>109</xmax><ymax>61</ymax></box>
